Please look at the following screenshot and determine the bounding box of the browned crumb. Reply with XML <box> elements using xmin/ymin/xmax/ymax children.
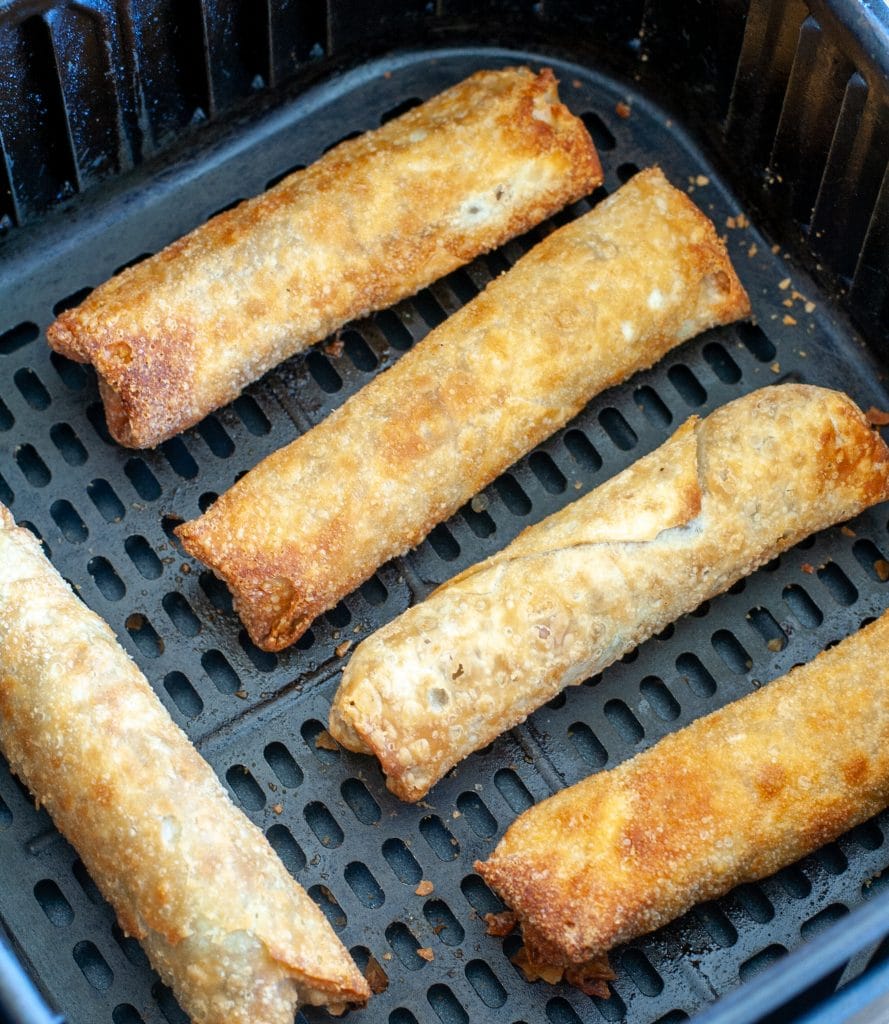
<box><xmin>841</xmin><ymin>526</ymin><xmax>857</xmax><ymax>538</ymax></box>
<box><xmin>572</xmin><ymin>78</ymin><xmax>582</xmax><ymax>88</ymax></box>
<box><xmin>484</xmin><ymin>910</ymin><xmax>518</xmax><ymax>937</ymax></box>
<box><xmin>748</xmin><ymin>243</ymin><xmax>758</xmax><ymax>258</ymax></box>
<box><xmin>180</xmin><ymin>562</ymin><xmax>191</xmax><ymax>574</ymax></box>
<box><xmin>324</xmin><ymin>334</ymin><xmax>345</xmax><ymax>358</ymax></box>
<box><xmin>695</xmin><ymin>174</ymin><xmax>709</xmax><ymax>186</ymax></box>
<box><xmin>726</xmin><ymin>215</ymin><xmax>736</xmax><ymax>229</ymax></box>
<box><xmin>779</xmin><ymin>277</ymin><xmax>791</xmax><ymax>290</ymax></box>
<box><xmin>772</xmin><ymin>243</ymin><xmax>781</xmax><ymax>254</ymax></box>
<box><xmin>382</xmin><ymin>951</ymin><xmax>393</xmax><ymax>961</ymax></box>
<box><xmin>315</xmin><ymin>729</ymin><xmax>340</xmax><ymax>751</ymax></box>
<box><xmin>783</xmin><ymin>314</ymin><xmax>797</xmax><ymax>326</ymax></box>
<box><xmin>875</xmin><ymin>560</ymin><xmax>889</xmax><ymax>582</ymax></box>
<box><xmin>234</xmin><ymin>689</ymin><xmax>248</xmax><ymax>699</ymax></box>
<box><xmin>417</xmin><ymin>947</ymin><xmax>435</xmax><ymax>962</ymax></box>
<box><xmin>364</xmin><ymin>954</ymin><xmax>389</xmax><ymax>994</ymax></box>
<box><xmin>415</xmin><ymin>879</ymin><xmax>434</xmax><ymax>897</ymax></box>
<box><xmin>335</xmin><ymin>639</ymin><xmax>353</xmax><ymax>658</ymax></box>
<box><xmin>736</xmin><ymin>213</ymin><xmax>750</xmax><ymax>228</ymax></box>
<box><xmin>565</xmin><ymin>958</ymin><xmax>617</xmax><ymax>998</ymax></box>
<box><xmin>615</xmin><ymin>100</ymin><xmax>631</xmax><ymax>118</ymax></box>
<box><xmin>770</xmin><ymin>362</ymin><xmax>781</xmax><ymax>374</ymax></box>
<box><xmin>804</xmin><ymin>300</ymin><xmax>816</xmax><ymax>314</ymax></box>
<box><xmin>272</xmin><ymin>803</ymin><xmax>283</xmax><ymax>815</ymax></box>
<box><xmin>767</xmin><ymin>638</ymin><xmax>783</xmax><ymax>652</ymax></box>
<box><xmin>866</xmin><ymin>407</ymin><xmax>889</xmax><ymax>427</ymax></box>
<box><xmin>511</xmin><ymin>946</ymin><xmax>563</xmax><ymax>985</ymax></box>
<box><xmin>802</xmin><ymin>563</ymin><xmax>815</xmax><ymax>575</ymax></box>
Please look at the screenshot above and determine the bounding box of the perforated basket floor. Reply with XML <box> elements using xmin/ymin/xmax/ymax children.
<box><xmin>1</xmin><ymin>45</ymin><xmax>889</xmax><ymax>1024</ymax></box>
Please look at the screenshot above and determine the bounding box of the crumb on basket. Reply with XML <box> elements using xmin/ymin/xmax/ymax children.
<box><xmin>615</xmin><ymin>100</ymin><xmax>631</xmax><ymax>118</ymax></box>
<box><xmin>415</xmin><ymin>879</ymin><xmax>434</xmax><ymax>897</ymax></box>
<box><xmin>315</xmin><ymin>729</ymin><xmax>340</xmax><ymax>751</ymax></box>
<box><xmin>364</xmin><ymin>954</ymin><xmax>389</xmax><ymax>994</ymax></box>
<box><xmin>417</xmin><ymin>947</ymin><xmax>435</xmax><ymax>962</ymax></box>
<box><xmin>335</xmin><ymin>639</ymin><xmax>352</xmax><ymax>658</ymax></box>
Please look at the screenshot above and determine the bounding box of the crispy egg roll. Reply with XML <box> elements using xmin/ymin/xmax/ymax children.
<box><xmin>476</xmin><ymin>609</ymin><xmax>889</xmax><ymax>969</ymax></box>
<box><xmin>47</xmin><ymin>67</ymin><xmax>602</xmax><ymax>448</ymax></box>
<box><xmin>178</xmin><ymin>167</ymin><xmax>750</xmax><ymax>651</ymax></box>
<box><xmin>0</xmin><ymin>504</ymin><xmax>369</xmax><ymax>1023</ymax></box>
<box><xmin>329</xmin><ymin>384</ymin><xmax>889</xmax><ymax>801</ymax></box>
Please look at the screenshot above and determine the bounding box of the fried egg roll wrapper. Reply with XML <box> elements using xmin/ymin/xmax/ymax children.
<box><xmin>178</xmin><ymin>167</ymin><xmax>750</xmax><ymax>651</ymax></box>
<box><xmin>330</xmin><ymin>384</ymin><xmax>889</xmax><ymax>801</ymax></box>
<box><xmin>46</xmin><ymin>67</ymin><xmax>602</xmax><ymax>448</ymax></box>
<box><xmin>477</xmin><ymin>609</ymin><xmax>889</xmax><ymax>967</ymax></box>
<box><xmin>0</xmin><ymin>504</ymin><xmax>370</xmax><ymax>1024</ymax></box>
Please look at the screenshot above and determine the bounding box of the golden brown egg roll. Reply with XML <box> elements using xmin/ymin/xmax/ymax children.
<box><xmin>177</xmin><ymin>167</ymin><xmax>750</xmax><ymax>651</ymax></box>
<box><xmin>0</xmin><ymin>504</ymin><xmax>369</xmax><ymax>1024</ymax></box>
<box><xmin>46</xmin><ymin>67</ymin><xmax>602</xmax><ymax>448</ymax></box>
<box><xmin>329</xmin><ymin>384</ymin><xmax>889</xmax><ymax>801</ymax></box>
<box><xmin>476</xmin><ymin>609</ymin><xmax>889</xmax><ymax>971</ymax></box>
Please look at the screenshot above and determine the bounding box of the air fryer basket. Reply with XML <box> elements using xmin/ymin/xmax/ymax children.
<box><xmin>1</xmin><ymin>4</ymin><xmax>889</xmax><ymax>1024</ymax></box>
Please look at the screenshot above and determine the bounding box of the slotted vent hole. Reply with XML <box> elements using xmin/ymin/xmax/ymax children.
<box><xmin>125</xmin><ymin>535</ymin><xmax>162</xmax><ymax>578</ymax></box>
<box><xmin>387</xmin><ymin>921</ymin><xmax>424</xmax><ymax>970</ymax></box>
<box><xmin>640</xmin><ymin>676</ymin><xmax>681</xmax><ymax>720</ymax></box>
<box><xmin>424</xmin><ymin>899</ymin><xmax>464</xmax><ymax>945</ymax></box>
<box><xmin>599</xmin><ymin>407</ymin><xmax>637</xmax><ymax>450</ymax></box>
<box><xmin>581</xmin><ymin>110</ymin><xmax>616</xmax><ymax>150</ymax></box>
<box><xmin>783</xmin><ymin>584</ymin><xmax>823</xmax><ymax>627</ymax></box>
<box><xmin>124</xmin><ymin>458</ymin><xmax>161</xmax><ymax>500</ymax></box>
<box><xmin>563</xmin><ymin>428</ymin><xmax>602</xmax><ymax>470</ymax></box>
<box><xmin>125</xmin><ymin>613</ymin><xmax>163</xmax><ymax>657</ymax></box>
<box><xmin>72</xmin><ymin>940</ymin><xmax>113</xmax><ymax>991</ymax></box>
<box><xmin>621</xmin><ymin>948</ymin><xmax>664</xmax><ymax>996</ymax></box>
<box><xmin>304</xmin><ymin>801</ymin><xmax>344</xmax><ymax>847</ymax></box>
<box><xmin>163</xmin><ymin>671</ymin><xmax>203</xmax><ymax>718</ymax></box>
<box><xmin>225</xmin><ymin>765</ymin><xmax>265</xmax><ymax>811</ymax></box>
<box><xmin>739</xmin><ymin>944</ymin><xmax>787</xmax><ymax>981</ymax></box>
<box><xmin>465</xmin><ymin>959</ymin><xmax>507</xmax><ymax>1008</ymax></box>
<box><xmin>736</xmin><ymin>322</ymin><xmax>776</xmax><ymax>361</ymax></box>
<box><xmin>634</xmin><ymin>385</ymin><xmax>673</xmax><ymax>427</ymax></box>
<box><xmin>15</xmin><ymin>444</ymin><xmax>51</xmax><ymax>487</ymax></box>
<box><xmin>569</xmin><ymin>721</ymin><xmax>607</xmax><ymax>768</ymax></box>
<box><xmin>345</xmin><ymin>862</ymin><xmax>384</xmax><ymax>908</ymax></box>
<box><xmin>420</xmin><ymin>815</ymin><xmax>460</xmax><ymax>860</ymax></box>
<box><xmin>308</xmin><ymin>884</ymin><xmax>347</xmax><ymax>930</ymax></box>
<box><xmin>711</xmin><ymin>629</ymin><xmax>752</xmax><ymax>673</ymax></box>
<box><xmin>0</xmin><ymin>321</ymin><xmax>38</xmax><ymax>355</ymax></box>
<box><xmin>50</xmin><ymin>422</ymin><xmax>87</xmax><ymax>465</ymax></box>
<box><xmin>382</xmin><ymin>837</ymin><xmax>422</xmax><ymax>885</ymax></box>
<box><xmin>34</xmin><ymin>879</ymin><xmax>74</xmax><ymax>927</ymax></box>
<box><xmin>50</xmin><ymin>499</ymin><xmax>87</xmax><ymax>543</ymax></box>
<box><xmin>455</xmin><ymin>792</ymin><xmax>496</xmax><ymax>837</ymax></box>
<box><xmin>266</xmin><ymin>823</ymin><xmax>306</xmax><ymax>875</ymax></box>
<box><xmin>493</xmin><ymin>768</ymin><xmax>533</xmax><ymax>813</ymax></box>
<box><xmin>817</xmin><ymin>562</ymin><xmax>858</xmax><ymax>605</ymax></box>
<box><xmin>341</xmin><ymin>778</ymin><xmax>380</xmax><ymax>824</ymax></box>
<box><xmin>427</xmin><ymin>983</ymin><xmax>469</xmax><ymax>1024</ymax></box>
<box><xmin>301</xmin><ymin>718</ymin><xmax>340</xmax><ymax>762</ymax></box>
<box><xmin>88</xmin><ymin>556</ymin><xmax>125</xmax><ymax>600</ymax></box>
<box><xmin>853</xmin><ymin>538</ymin><xmax>889</xmax><ymax>582</ymax></box>
<box><xmin>14</xmin><ymin>367</ymin><xmax>50</xmax><ymax>409</ymax></box>
<box><xmin>264</xmin><ymin>742</ymin><xmax>303</xmax><ymax>789</ymax></box>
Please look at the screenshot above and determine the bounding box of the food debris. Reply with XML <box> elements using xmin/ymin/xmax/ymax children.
<box><xmin>615</xmin><ymin>100</ymin><xmax>631</xmax><ymax>119</ymax></box>
<box><xmin>695</xmin><ymin>174</ymin><xmax>709</xmax><ymax>187</ymax></box>
<box><xmin>234</xmin><ymin>689</ymin><xmax>248</xmax><ymax>699</ymax></box>
<box><xmin>417</xmin><ymin>947</ymin><xmax>435</xmax><ymax>962</ymax></box>
<box><xmin>779</xmin><ymin>277</ymin><xmax>791</xmax><ymax>290</ymax></box>
<box><xmin>802</xmin><ymin>563</ymin><xmax>815</xmax><ymax>575</ymax></box>
<box><xmin>565</xmin><ymin>958</ymin><xmax>617</xmax><ymax>998</ymax></box>
<box><xmin>484</xmin><ymin>911</ymin><xmax>518</xmax><ymax>937</ymax></box>
<box><xmin>783</xmin><ymin>314</ymin><xmax>797</xmax><ymax>326</ymax></box>
<box><xmin>767</xmin><ymin>638</ymin><xmax>783</xmax><ymax>652</ymax></box>
<box><xmin>772</xmin><ymin>243</ymin><xmax>781</xmax><ymax>254</ymax></box>
<box><xmin>876</xmin><ymin>560</ymin><xmax>889</xmax><ymax>582</ymax></box>
<box><xmin>364</xmin><ymin>954</ymin><xmax>389</xmax><ymax>994</ymax></box>
<box><xmin>511</xmin><ymin>946</ymin><xmax>564</xmax><ymax>985</ymax></box>
<box><xmin>272</xmin><ymin>803</ymin><xmax>283</xmax><ymax>815</ymax></box>
<box><xmin>452</xmin><ymin>662</ymin><xmax>464</xmax><ymax>680</ymax></box>
<box><xmin>770</xmin><ymin>362</ymin><xmax>781</xmax><ymax>374</ymax></box>
<box><xmin>315</xmin><ymin>729</ymin><xmax>339</xmax><ymax>751</ymax></box>
<box><xmin>415</xmin><ymin>879</ymin><xmax>434</xmax><ymax>897</ymax></box>
<box><xmin>841</xmin><ymin>526</ymin><xmax>857</xmax><ymax>538</ymax></box>
<box><xmin>726</xmin><ymin>213</ymin><xmax>750</xmax><ymax>229</ymax></box>
<box><xmin>323</xmin><ymin>334</ymin><xmax>344</xmax><ymax>358</ymax></box>
<box><xmin>572</xmin><ymin>78</ymin><xmax>582</xmax><ymax>88</ymax></box>
<box><xmin>382</xmin><ymin>951</ymin><xmax>393</xmax><ymax>961</ymax></box>
<box><xmin>180</xmin><ymin>562</ymin><xmax>191</xmax><ymax>574</ymax></box>
<box><xmin>470</xmin><ymin>494</ymin><xmax>489</xmax><ymax>513</ymax></box>
<box><xmin>866</xmin><ymin>407</ymin><xmax>889</xmax><ymax>426</ymax></box>
<box><xmin>748</xmin><ymin>243</ymin><xmax>758</xmax><ymax>258</ymax></box>
<box><xmin>334</xmin><ymin>639</ymin><xmax>352</xmax><ymax>658</ymax></box>
<box><xmin>804</xmin><ymin>300</ymin><xmax>815</xmax><ymax>313</ymax></box>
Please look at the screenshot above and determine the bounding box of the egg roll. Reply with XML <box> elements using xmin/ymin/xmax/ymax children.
<box><xmin>177</xmin><ymin>167</ymin><xmax>751</xmax><ymax>651</ymax></box>
<box><xmin>46</xmin><ymin>67</ymin><xmax>602</xmax><ymax>448</ymax></box>
<box><xmin>0</xmin><ymin>504</ymin><xmax>369</xmax><ymax>1023</ymax></box>
<box><xmin>329</xmin><ymin>384</ymin><xmax>889</xmax><ymax>801</ymax></box>
<box><xmin>476</xmin><ymin>609</ymin><xmax>889</xmax><ymax>970</ymax></box>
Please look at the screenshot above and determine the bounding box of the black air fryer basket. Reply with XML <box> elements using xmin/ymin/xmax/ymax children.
<box><xmin>1</xmin><ymin>3</ymin><xmax>889</xmax><ymax>1023</ymax></box>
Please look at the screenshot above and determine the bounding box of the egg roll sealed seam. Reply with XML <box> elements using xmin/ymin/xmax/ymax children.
<box><xmin>0</xmin><ymin>504</ymin><xmax>370</xmax><ymax>1024</ymax></box>
<box><xmin>177</xmin><ymin>167</ymin><xmax>751</xmax><ymax>652</ymax></box>
<box><xmin>476</xmin><ymin>609</ymin><xmax>889</xmax><ymax>968</ymax></box>
<box><xmin>329</xmin><ymin>384</ymin><xmax>889</xmax><ymax>802</ymax></box>
<box><xmin>46</xmin><ymin>66</ymin><xmax>602</xmax><ymax>448</ymax></box>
